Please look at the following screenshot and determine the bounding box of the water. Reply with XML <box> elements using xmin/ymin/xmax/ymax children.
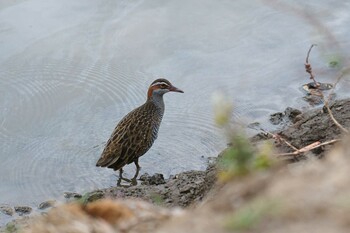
<box><xmin>1</xmin><ymin>0</ymin><xmax>350</xmax><ymax>213</ymax></box>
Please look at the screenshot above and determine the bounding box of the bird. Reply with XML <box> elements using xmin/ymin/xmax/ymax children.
<box><xmin>96</xmin><ymin>78</ymin><xmax>183</xmax><ymax>182</ymax></box>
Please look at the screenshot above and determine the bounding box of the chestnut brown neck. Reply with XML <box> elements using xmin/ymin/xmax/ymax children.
<box><xmin>147</xmin><ymin>86</ymin><xmax>156</xmax><ymax>99</ymax></box>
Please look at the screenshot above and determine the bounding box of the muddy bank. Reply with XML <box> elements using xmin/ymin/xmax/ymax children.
<box><xmin>253</xmin><ymin>98</ymin><xmax>350</xmax><ymax>159</ymax></box>
<box><xmin>81</xmin><ymin>162</ymin><xmax>217</xmax><ymax>208</ymax></box>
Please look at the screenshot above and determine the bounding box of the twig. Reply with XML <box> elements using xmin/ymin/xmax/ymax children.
<box><xmin>298</xmin><ymin>141</ymin><xmax>321</xmax><ymax>153</ymax></box>
<box><xmin>305</xmin><ymin>44</ymin><xmax>319</xmax><ymax>87</ymax></box>
<box><xmin>259</xmin><ymin>128</ymin><xmax>299</xmax><ymax>151</ymax></box>
<box><xmin>323</xmin><ymin>103</ymin><xmax>349</xmax><ymax>134</ymax></box>
<box><xmin>275</xmin><ymin>139</ymin><xmax>340</xmax><ymax>157</ymax></box>
<box><xmin>306</xmin><ymin>44</ymin><xmax>316</xmax><ymax>64</ymax></box>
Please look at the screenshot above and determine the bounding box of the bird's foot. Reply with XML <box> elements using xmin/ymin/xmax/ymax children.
<box><xmin>116</xmin><ymin>168</ymin><xmax>139</xmax><ymax>187</ymax></box>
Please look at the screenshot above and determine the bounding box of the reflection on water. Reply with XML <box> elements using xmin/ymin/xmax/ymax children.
<box><xmin>0</xmin><ymin>0</ymin><xmax>350</xmax><ymax>212</ymax></box>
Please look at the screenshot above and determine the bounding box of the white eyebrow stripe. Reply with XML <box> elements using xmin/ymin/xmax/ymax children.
<box><xmin>151</xmin><ymin>82</ymin><xmax>170</xmax><ymax>87</ymax></box>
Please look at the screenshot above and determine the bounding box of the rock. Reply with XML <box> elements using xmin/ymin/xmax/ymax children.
<box><xmin>284</xmin><ymin>107</ymin><xmax>302</xmax><ymax>123</ymax></box>
<box><xmin>269</xmin><ymin>112</ymin><xmax>284</xmax><ymax>125</ymax></box>
<box><xmin>140</xmin><ymin>173</ymin><xmax>166</xmax><ymax>185</ymax></box>
<box><xmin>139</xmin><ymin>173</ymin><xmax>150</xmax><ymax>181</ymax></box>
<box><xmin>250</xmin><ymin>132</ymin><xmax>271</xmax><ymax>142</ymax></box>
<box><xmin>38</xmin><ymin>200</ymin><xmax>56</xmax><ymax>210</ymax></box>
<box><xmin>14</xmin><ymin>206</ymin><xmax>32</xmax><ymax>216</ymax></box>
<box><xmin>247</xmin><ymin>122</ymin><xmax>261</xmax><ymax>129</ymax></box>
<box><xmin>0</xmin><ymin>205</ymin><xmax>14</xmax><ymax>216</ymax></box>
<box><xmin>269</xmin><ymin>107</ymin><xmax>302</xmax><ymax>125</ymax></box>
<box><xmin>63</xmin><ymin>192</ymin><xmax>82</xmax><ymax>199</ymax></box>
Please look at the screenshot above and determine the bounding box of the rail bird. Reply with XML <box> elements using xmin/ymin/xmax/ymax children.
<box><xmin>96</xmin><ymin>78</ymin><xmax>183</xmax><ymax>182</ymax></box>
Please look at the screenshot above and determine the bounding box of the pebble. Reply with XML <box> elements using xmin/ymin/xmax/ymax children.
<box><xmin>38</xmin><ymin>200</ymin><xmax>57</xmax><ymax>210</ymax></box>
<box><xmin>0</xmin><ymin>205</ymin><xmax>14</xmax><ymax>216</ymax></box>
<box><xmin>285</xmin><ymin>107</ymin><xmax>302</xmax><ymax>122</ymax></box>
<box><xmin>270</xmin><ymin>107</ymin><xmax>302</xmax><ymax>125</ymax></box>
<box><xmin>140</xmin><ymin>173</ymin><xmax>166</xmax><ymax>185</ymax></box>
<box><xmin>14</xmin><ymin>206</ymin><xmax>32</xmax><ymax>216</ymax></box>
<box><xmin>269</xmin><ymin>112</ymin><xmax>284</xmax><ymax>125</ymax></box>
<box><xmin>139</xmin><ymin>173</ymin><xmax>150</xmax><ymax>181</ymax></box>
<box><xmin>63</xmin><ymin>192</ymin><xmax>82</xmax><ymax>199</ymax></box>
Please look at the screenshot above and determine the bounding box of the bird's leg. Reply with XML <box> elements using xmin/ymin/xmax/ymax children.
<box><xmin>131</xmin><ymin>166</ymin><xmax>140</xmax><ymax>186</ymax></box>
<box><xmin>134</xmin><ymin>158</ymin><xmax>141</xmax><ymax>170</ymax></box>
<box><xmin>117</xmin><ymin>168</ymin><xmax>132</xmax><ymax>183</ymax></box>
<box><xmin>129</xmin><ymin>159</ymin><xmax>141</xmax><ymax>185</ymax></box>
<box><xmin>116</xmin><ymin>161</ymin><xmax>141</xmax><ymax>186</ymax></box>
<box><xmin>117</xmin><ymin>168</ymin><xmax>123</xmax><ymax>186</ymax></box>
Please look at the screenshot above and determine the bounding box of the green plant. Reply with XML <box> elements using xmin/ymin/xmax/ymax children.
<box><xmin>150</xmin><ymin>193</ymin><xmax>165</xmax><ymax>206</ymax></box>
<box><xmin>212</xmin><ymin>92</ymin><xmax>276</xmax><ymax>181</ymax></box>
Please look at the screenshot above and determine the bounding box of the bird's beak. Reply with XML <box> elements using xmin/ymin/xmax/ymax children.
<box><xmin>169</xmin><ymin>86</ymin><xmax>184</xmax><ymax>93</ymax></box>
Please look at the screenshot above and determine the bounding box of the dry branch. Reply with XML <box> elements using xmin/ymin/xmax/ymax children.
<box><xmin>259</xmin><ymin>128</ymin><xmax>299</xmax><ymax>151</ymax></box>
<box><xmin>275</xmin><ymin>139</ymin><xmax>340</xmax><ymax>157</ymax></box>
<box><xmin>305</xmin><ymin>44</ymin><xmax>319</xmax><ymax>87</ymax></box>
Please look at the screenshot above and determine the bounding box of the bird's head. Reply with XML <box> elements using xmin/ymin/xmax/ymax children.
<box><xmin>147</xmin><ymin>78</ymin><xmax>184</xmax><ymax>99</ymax></box>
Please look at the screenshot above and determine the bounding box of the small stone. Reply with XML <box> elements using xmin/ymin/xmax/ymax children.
<box><xmin>149</xmin><ymin>173</ymin><xmax>166</xmax><ymax>185</ymax></box>
<box><xmin>269</xmin><ymin>112</ymin><xmax>284</xmax><ymax>125</ymax></box>
<box><xmin>247</xmin><ymin>122</ymin><xmax>260</xmax><ymax>129</ymax></box>
<box><xmin>0</xmin><ymin>205</ymin><xmax>14</xmax><ymax>216</ymax></box>
<box><xmin>139</xmin><ymin>173</ymin><xmax>150</xmax><ymax>181</ymax></box>
<box><xmin>38</xmin><ymin>200</ymin><xmax>56</xmax><ymax>210</ymax></box>
<box><xmin>140</xmin><ymin>173</ymin><xmax>165</xmax><ymax>185</ymax></box>
<box><xmin>63</xmin><ymin>192</ymin><xmax>82</xmax><ymax>199</ymax></box>
<box><xmin>303</xmin><ymin>95</ymin><xmax>323</xmax><ymax>106</ymax></box>
<box><xmin>285</xmin><ymin>107</ymin><xmax>302</xmax><ymax>123</ymax></box>
<box><xmin>14</xmin><ymin>206</ymin><xmax>32</xmax><ymax>216</ymax></box>
<box><xmin>250</xmin><ymin>132</ymin><xmax>270</xmax><ymax>142</ymax></box>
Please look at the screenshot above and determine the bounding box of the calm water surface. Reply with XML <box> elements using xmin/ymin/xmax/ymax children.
<box><xmin>1</xmin><ymin>0</ymin><xmax>350</xmax><ymax>217</ymax></box>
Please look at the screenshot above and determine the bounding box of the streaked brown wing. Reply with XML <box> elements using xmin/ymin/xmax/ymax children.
<box><xmin>96</xmin><ymin>108</ymin><xmax>138</xmax><ymax>168</ymax></box>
